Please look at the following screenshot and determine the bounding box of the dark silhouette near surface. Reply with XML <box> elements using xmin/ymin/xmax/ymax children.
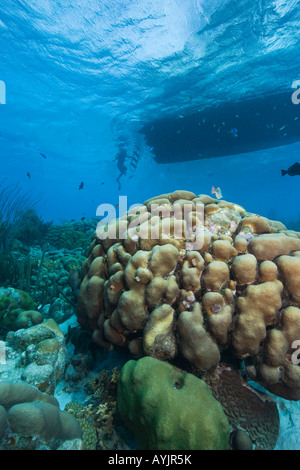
<box><xmin>114</xmin><ymin>142</ymin><xmax>144</xmax><ymax>189</ymax></box>
<box><xmin>114</xmin><ymin>143</ymin><xmax>128</xmax><ymax>190</ymax></box>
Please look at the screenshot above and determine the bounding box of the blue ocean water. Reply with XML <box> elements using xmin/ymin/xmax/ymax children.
<box><xmin>0</xmin><ymin>0</ymin><xmax>300</xmax><ymax>224</ymax></box>
<box><xmin>0</xmin><ymin>0</ymin><xmax>300</xmax><ymax>452</ymax></box>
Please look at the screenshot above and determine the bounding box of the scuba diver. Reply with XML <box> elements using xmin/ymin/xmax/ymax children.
<box><xmin>114</xmin><ymin>142</ymin><xmax>128</xmax><ymax>190</ymax></box>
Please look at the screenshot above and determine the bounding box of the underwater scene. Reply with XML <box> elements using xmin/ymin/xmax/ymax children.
<box><xmin>0</xmin><ymin>0</ymin><xmax>300</xmax><ymax>453</ymax></box>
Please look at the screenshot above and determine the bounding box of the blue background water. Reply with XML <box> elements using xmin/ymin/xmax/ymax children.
<box><xmin>0</xmin><ymin>0</ymin><xmax>300</xmax><ymax>226</ymax></box>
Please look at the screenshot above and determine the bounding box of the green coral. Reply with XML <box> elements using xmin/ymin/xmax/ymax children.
<box><xmin>117</xmin><ymin>357</ymin><xmax>231</xmax><ymax>450</ymax></box>
<box><xmin>15</xmin><ymin>289</ymin><xmax>36</xmax><ymax>310</ymax></box>
<box><xmin>0</xmin><ymin>287</ymin><xmax>41</xmax><ymax>330</ymax></box>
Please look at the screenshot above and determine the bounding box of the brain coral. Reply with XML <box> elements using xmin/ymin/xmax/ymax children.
<box><xmin>77</xmin><ymin>190</ymin><xmax>300</xmax><ymax>400</ymax></box>
<box><xmin>203</xmin><ymin>363</ymin><xmax>279</xmax><ymax>449</ymax></box>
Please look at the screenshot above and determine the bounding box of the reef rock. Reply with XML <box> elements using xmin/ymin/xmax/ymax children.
<box><xmin>0</xmin><ymin>319</ymin><xmax>66</xmax><ymax>394</ymax></box>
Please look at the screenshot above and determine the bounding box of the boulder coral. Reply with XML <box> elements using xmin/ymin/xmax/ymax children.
<box><xmin>0</xmin><ymin>381</ymin><xmax>82</xmax><ymax>447</ymax></box>
<box><xmin>77</xmin><ymin>190</ymin><xmax>300</xmax><ymax>400</ymax></box>
<box><xmin>117</xmin><ymin>356</ymin><xmax>230</xmax><ymax>450</ymax></box>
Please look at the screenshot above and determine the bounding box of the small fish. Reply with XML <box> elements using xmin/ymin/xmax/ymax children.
<box><xmin>40</xmin><ymin>153</ymin><xmax>47</xmax><ymax>159</ymax></box>
<box><xmin>281</xmin><ymin>162</ymin><xmax>300</xmax><ymax>176</ymax></box>
<box><xmin>26</xmin><ymin>172</ymin><xmax>31</xmax><ymax>179</ymax></box>
<box><xmin>279</xmin><ymin>125</ymin><xmax>287</xmax><ymax>131</ymax></box>
<box><xmin>101</xmin><ymin>182</ymin><xmax>104</xmax><ymax>185</ymax></box>
<box><xmin>116</xmin><ymin>204</ymin><xmax>119</xmax><ymax>209</ymax></box>
<box><xmin>148</xmin><ymin>146</ymin><xmax>154</xmax><ymax>152</ymax></box>
<box><xmin>81</xmin><ymin>216</ymin><xmax>85</xmax><ymax>220</ymax></box>
<box><xmin>70</xmin><ymin>219</ymin><xmax>75</xmax><ymax>222</ymax></box>
<box><xmin>229</xmin><ymin>128</ymin><xmax>238</xmax><ymax>137</ymax></box>
<box><xmin>211</xmin><ymin>186</ymin><xmax>223</xmax><ymax>199</ymax></box>
<box><xmin>79</xmin><ymin>182</ymin><xmax>84</xmax><ymax>190</ymax></box>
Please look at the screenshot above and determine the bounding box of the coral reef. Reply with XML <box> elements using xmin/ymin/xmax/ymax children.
<box><xmin>13</xmin><ymin>208</ymin><xmax>53</xmax><ymax>249</ymax></box>
<box><xmin>0</xmin><ymin>319</ymin><xmax>66</xmax><ymax>394</ymax></box>
<box><xmin>65</xmin><ymin>401</ymin><xmax>98</xmax><ymax>450</ymax></box>
<box><xmin>0</xmin><ymin>381</ymin><xmax>82</xmax><ymax>450</ymax></box>
<box><xmin>117</xmin><ymin>356</ymin><xmax>230</xmax><ymax>450</ymax></box>
<box><xmin>64</xmin><ymin>367</ymin><xmax>130</xmax><ymax>450</ymax></box>
<box><xmin>45</xmin><ymin>222</ymin><xmax>94</xmax><ymax>251</ymax></box>
<box><xmin>0</xmin><ymin>287</ymin><xmax>42</xmax><ymax>330</ymax></box>
<box><xmin>77</xmin><ymin>190</ymin><xmax>300</xmax><ymax>401</ymax></box>
<box><xmin>0</xmin><ymin>212</ymin><xmax>91</xmax><ymax>328</ymax></box>
<box><xmin>86</xmin><ymin>367</ymin><xmax>120</xmax><ymax>441</ymax></box>
<box><xmin>0</xmin><ymin>244</ymin><xmax>86</xmax><ymax>327</ymax></box>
